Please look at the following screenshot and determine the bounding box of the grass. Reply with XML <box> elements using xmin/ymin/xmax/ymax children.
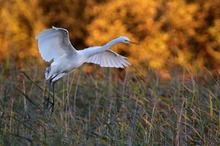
<box><xmin>0</xmin><ymin>64</ymin><xmax>220</xmax><ymax>145</ymax></box>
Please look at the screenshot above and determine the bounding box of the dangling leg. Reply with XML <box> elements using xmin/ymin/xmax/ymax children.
<box><xmin>49</xmin><ymin>81</ymin><xmax>56</xmax><ymax>113</ymax></box>
<box><xmin>44</xmin><ymin>74</ymin><xmax>59</xmax><ymax>109</ymax></box>
<box><xmin>47</xmin><ymin>74</ymin><xmax>59</xmax><ymax>112</ymax></box>
<box><xmin>43</xmin><ymin>78</ymin><xmax>53</xmax><ymax>108</ymax></box>
<box><xmin>48</xmin><ymin>79</ymin><xmax>60</xmax><ymax>113</ymax></box>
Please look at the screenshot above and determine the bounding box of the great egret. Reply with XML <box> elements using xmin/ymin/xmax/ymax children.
<box><xmin>36</xmin><ymin>26</ymin><xmax>136</xmax><ymax>112</ymax></box>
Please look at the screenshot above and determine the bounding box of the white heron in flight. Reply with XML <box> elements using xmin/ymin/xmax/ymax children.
<box><xmin>36</xmin><ymin>26</ymin><xmax>137</xmax><ymax>112</ymax></box>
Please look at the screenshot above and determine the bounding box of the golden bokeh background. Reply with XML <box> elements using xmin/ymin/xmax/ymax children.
<box><xmin>0</xmin><ymin>0</ymin><xmax>219</xmax><ymax>76</ymax></box>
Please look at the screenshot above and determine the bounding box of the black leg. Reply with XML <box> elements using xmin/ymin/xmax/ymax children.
<box><xmin>43</xmin><ymin>79</ymin><xmax>53</xmax><ymax>108</ymax></box>
<box><xmin>48</xmin><ymin>80</ymin><xmax>58</xmax><ymax>113</ymax></box>
<box><xmin>44</xmin><ymin>74</ymin><xmax>59</xmax><ymax>113</ymax></box>
<box><xmin>51</xmin><ymin>82</ymin><xmax>55</xmax><ymax>113</ymax></box>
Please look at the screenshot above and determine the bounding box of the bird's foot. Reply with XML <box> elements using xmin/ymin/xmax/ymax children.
<box><xmin>48</xmin><ymin>102</ymin><xmax>54</xmax><ymax>113</ymax></box>
<box><xmin>43</xmin><ymin>97</ymin><xmax>53</xmax><ymax>109</ymax></box>
<box><xmin>43</xmin><ymin>97</ymin><xmax>55</xmax><ymax>113</ymax></box>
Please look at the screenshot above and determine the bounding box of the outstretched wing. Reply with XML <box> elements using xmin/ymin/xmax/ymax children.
<box><xmin>36</xmin><ymin>26</ymin><xmax>77</xmax><ymax>62</ymax></box>
<box><xmin>86</xmin><ymin>50</ymin><xmax>131</xmax><ymax>68</ymax></box>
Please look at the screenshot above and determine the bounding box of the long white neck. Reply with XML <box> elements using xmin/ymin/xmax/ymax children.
<box><xmin>104</xmin><ymin>38</ymin><xmax>122</xmax><ymax>49</ymax></box>
<box><xmin>82</xmin><ymin>38</ymin><xmax>121</xmax><ymax>58</ymax></box>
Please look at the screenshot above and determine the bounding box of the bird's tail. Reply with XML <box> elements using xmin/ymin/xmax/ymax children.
<box><xmin>45</xmin><ymin>66</ymin><xmax>51</xmax><ymax>80</ymax></box>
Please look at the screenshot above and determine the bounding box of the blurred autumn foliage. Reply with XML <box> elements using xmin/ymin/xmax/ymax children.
<box><xmin>0</xmin><ymin>0</ymin><xmax>219</xmax><ymax>74</ymax></box>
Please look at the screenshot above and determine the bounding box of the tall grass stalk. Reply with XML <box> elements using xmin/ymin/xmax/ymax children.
<box><xmin>0</xmin><ymin>65</ymin><xmax>219</xmax><ymax>145</ymax></box>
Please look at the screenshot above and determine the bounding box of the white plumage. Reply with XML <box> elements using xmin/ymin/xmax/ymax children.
<box><xmin>36</xmin><ymin>26</ymin><xmax>135</xmax><ymax>82</ymax></box>
<box><xmin>86</xmin><ymin>49</ymin><xmax>130</xmax><ymax>68</ymax></box>
<box><xmin>36</xmin><ymin>26</ymin><xmax>77</xmax><ymax>62</ymax></box>
<box><xmin>36</xmin><ymin>26</ymin><xmax>137</xmax><ymax>111</ymax></box>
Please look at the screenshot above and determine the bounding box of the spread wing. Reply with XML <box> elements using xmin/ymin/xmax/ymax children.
<box><xmin>86</xmin><ymin>50</ymin><xmax>131</xmax><ymax>68</ymax></box>
<box><xmin>36</xmin><ymin>26</ymin><xmax>77</xmax><ymax>62</ymax></box>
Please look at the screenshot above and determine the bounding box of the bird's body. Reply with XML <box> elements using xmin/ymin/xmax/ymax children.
<box><xmin>45</xmin><ymin>52</ymin><xmax>82</xmax><ymax>81</ymax></box>
<box><xmin>36</xmin><ymin>26</ymin><xmax>136</xmax><ymax>112</ymax></box>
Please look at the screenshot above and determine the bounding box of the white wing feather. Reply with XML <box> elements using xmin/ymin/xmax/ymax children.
<box><xmin>86</xmin><ymin>50</ymin><xmax>131</xmax><ymax>68</ymax></box>
<box><xmin>36</xmin><ymin>26</ymin><xmax>77</xmax><ymax>62</ymax></box>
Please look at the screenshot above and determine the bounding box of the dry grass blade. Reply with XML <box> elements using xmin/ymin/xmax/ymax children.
<box><xmin>14</xmin><ymin>87</ymin><xmax>42</xmax><ymax>111</ymax></box>
<box><xmin>1</xmin><ymin>67</ymin><xmax>220</xmax><ymax>145</ymax></box>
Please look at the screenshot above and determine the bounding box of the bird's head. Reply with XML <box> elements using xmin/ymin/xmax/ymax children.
<box><xmin>118</xmin><ymin>36</ymin><xmax>138</xmax><ymax>44</ymax></box>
